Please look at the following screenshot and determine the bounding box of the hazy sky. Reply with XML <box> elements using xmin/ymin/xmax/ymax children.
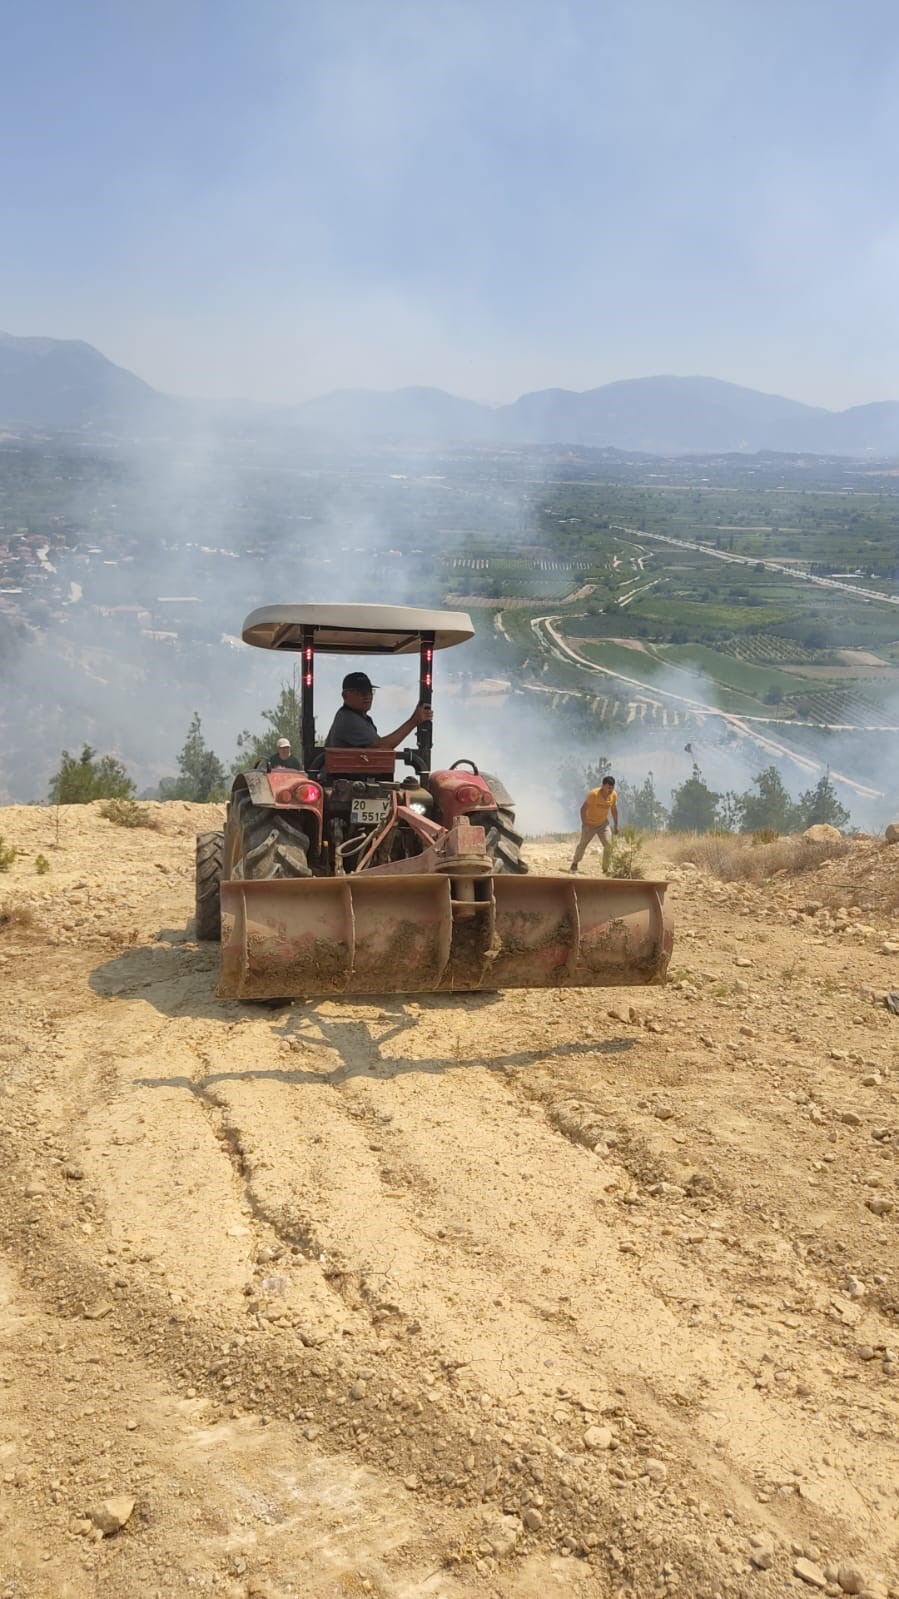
<box><xmin>3</xmin><ymin>0</ymin><xmax>899</xmax><ymax>408</ymax></box>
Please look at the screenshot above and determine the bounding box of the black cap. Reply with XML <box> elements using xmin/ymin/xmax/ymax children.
<box><xmin>343</xmin><ymin>671</ymin><xmax>379</xmax><ymax>693</ymax></box>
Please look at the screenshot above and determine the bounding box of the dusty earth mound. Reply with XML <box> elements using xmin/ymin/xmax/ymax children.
<box><xmin>0</xmin><ymin>805</ymin><xmax>896</xmax><ymax>1599</ymax></box>
<box><xmin>792</xmin><ymin>836</ymin><xmax>899</xmax><ymax>918</ymax></box>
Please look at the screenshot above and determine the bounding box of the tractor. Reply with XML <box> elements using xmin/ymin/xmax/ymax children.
<box><xmin>195</xmin><ymin>604</ymin><xmax>672</xmax><ymax>999</ymax></box>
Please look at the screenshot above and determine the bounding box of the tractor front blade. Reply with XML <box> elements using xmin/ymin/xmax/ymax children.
<box><xmin>217</xmin><ymin>872</ymin><xmax>671</xmax><ymax>1001</ymax></box>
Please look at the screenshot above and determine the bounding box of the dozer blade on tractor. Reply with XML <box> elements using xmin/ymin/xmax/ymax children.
<box><xmin>218</xmin><ymin>862</ymin><xmax>672</xmax><ymax>1000</ymax></box>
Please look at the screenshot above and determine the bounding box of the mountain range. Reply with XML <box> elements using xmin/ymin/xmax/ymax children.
<box><xmin>3</xmin><ymin>330</ymin><xmax>899</xmax><ymax>457</ymax></box>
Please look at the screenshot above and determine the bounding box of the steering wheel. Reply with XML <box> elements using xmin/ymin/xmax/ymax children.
<box><xmin>449</xmin><ymin>758</ymin><xmax>480</xmax><ymax>774</ymax></box>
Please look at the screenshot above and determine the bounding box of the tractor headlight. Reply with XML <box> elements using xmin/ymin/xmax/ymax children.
<box><xmin>409</xmin><ymin>801</ymin><xmax>428</xmax><ymax>815</ymax></box>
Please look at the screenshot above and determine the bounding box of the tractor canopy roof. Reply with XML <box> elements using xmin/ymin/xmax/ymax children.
<box><xmin>241</xmin><ymin>603</ymin><xmax>475</xmax><ymax>655</ymax></box>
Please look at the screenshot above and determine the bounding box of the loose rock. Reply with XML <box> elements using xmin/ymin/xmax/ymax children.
<box><xmin>87</xmin><ymin>1496</ymin><xmax>135</xmax><ymax>1536</ymax></box>
<box><xmin>749</xmin><ymin>1536</ymin><xmax>775</xmax><ymax>1570</ymax></box>
<box><xmin>837</xmin><ymin>1565</ymin><xmax>866</xmax><ymax>1595</ymax></box>
<box><xmin>485</xmin><ymin>1515</ymin><xmax>522</xmax><ymax>1558</ymax></box>
<box><xmin>794</xmin><ymin>1557</ymin><xmax>827</xmax><ymax>1588</ymax></box>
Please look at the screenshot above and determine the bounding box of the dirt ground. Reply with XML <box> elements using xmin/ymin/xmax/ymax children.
<box><xmin>0</xmin><ymin>801</ymin><xmax>897</xmax><ymax>1599</ymax></box>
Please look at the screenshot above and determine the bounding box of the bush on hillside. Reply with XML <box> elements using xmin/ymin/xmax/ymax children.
<box><xmin>99</xmin><ymin>798</ymin><xmax>160</xmax><ymax>830</ymax></box>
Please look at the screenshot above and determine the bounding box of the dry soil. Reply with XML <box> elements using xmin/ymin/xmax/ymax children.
<box><xmin>0</xmin><ymin>802</ymin><xmax>897</xmax><ymax>1599</ymax></box>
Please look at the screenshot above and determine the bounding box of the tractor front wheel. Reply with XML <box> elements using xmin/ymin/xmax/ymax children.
<box><xmin>231</xmin><ymin>791</ymin><xmax>312</xmax><ymax>880</ymax></box>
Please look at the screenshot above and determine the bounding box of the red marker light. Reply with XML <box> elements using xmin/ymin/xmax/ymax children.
<box><xmin>292</xmin><ymin>782</ymin><xmax>321</xmax><ymax>804</ymax></box>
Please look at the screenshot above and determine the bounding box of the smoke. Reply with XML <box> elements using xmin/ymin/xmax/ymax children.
<box><xmin>2</xmin><ymin>421</ymin><xmax>897</xmax><ymax>838</ymax></box>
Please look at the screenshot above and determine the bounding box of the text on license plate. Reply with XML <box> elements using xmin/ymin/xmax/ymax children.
<box><xmin>351</xmin><ymin>797</ymin><xmax>391</xmax><ymax>825</ymax></box>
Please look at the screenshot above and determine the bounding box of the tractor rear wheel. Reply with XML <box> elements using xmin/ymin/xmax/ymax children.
<box><xmin>195</xmin><ymin>830</ymin><xmax>224</xmax><ymax>940</ymax></box>
<box><xmin>484</xmin><ymin>805</ymin><xmax>528</xmax><ymax>874</ymax></box>
<box><xmin>231</xmin><ymin>791</ymin><xmax>311</xmax><ymax>880</ymax></box>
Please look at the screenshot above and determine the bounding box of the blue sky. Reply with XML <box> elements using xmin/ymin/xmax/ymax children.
<box><xmin>3</xmin><ymin>0</ymin><xmax>899</xmax><ymax>407</ymax></box>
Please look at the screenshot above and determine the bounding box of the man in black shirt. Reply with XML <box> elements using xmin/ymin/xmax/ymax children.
<box><xmin>267</xmin><ymin>737</ymin><xmax>302</xmax><ymax>772</ymax></box>
<box><xmin>325</xmin><ymin>671</ymin><xmax>432</xmax><ymax>750</ymax></box>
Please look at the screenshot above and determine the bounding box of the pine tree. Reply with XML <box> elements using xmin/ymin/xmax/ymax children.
<box><xmin>627</xmin><ymin>773</ymin><xmax>669</xmax><ymax>832</ymax></box>
<box><xmin>669</xmin><ymin>763</ymin><xmax>721</xmax><ymax>834</ymax></box>
<box><xmin>797</xmin><ymin>771</ymin><xmax>850</xmax><ymax>830</ymax></box>
<box><xmin>49</xmin><ymin>746</ymin><xmax>136</xmax><ymax>804</ymax></box>
<box><xmin>739</xmin><ymin>766</ymin><xmax>800</xmax><ymax>834</ymax></box>
<box><xmin>159</xmin><ymin>713</ymin><xmax>227</xmax><ymax>802</ymax></box>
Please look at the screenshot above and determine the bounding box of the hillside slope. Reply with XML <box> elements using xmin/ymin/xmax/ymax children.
<box><xmin>0</xmin><ymin>802</ymin><xmax>897</xmax><ymax>1598</ymax></box>
<box><xmin>0</xmin><ymin>332</ymin><xmax>174</xmax><ymax>431</ymax></box>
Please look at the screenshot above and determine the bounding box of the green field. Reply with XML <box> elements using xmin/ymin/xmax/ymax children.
<box><xmin>656</xmin><ymin>643</ymin><xmax>802</xmax><ymax>699</ymax></box>
<box><xmin>568</xmin><ymin>637</ymin><xmax>796</xmax><ymax>718</ymax></box>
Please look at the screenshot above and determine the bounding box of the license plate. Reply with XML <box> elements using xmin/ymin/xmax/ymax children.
<box><xmin>351</xmin><ymin>797</ymin><xmax>391</xmax><ymax>825</ymax></box>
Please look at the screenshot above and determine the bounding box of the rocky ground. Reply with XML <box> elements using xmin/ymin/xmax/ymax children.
<box><xmin>0</xmin><ymin>801</ymin><xmax>896</xmax><ymax>1599</ymax></box>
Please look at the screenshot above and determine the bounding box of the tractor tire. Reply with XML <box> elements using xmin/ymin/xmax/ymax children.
<box><xmin>484</xmin><ymin>805</ymin><xmax>529</xmax><ymax>875</ymax></box>
<box><xmin>231</xmin><ymin>790</ymin><xmax>311</xmax><ymax>880</ymax></box>
<box><xmin>195</xmin><ymin>830</ymin><xmax>224</xmax><ymax>941</ymax></box>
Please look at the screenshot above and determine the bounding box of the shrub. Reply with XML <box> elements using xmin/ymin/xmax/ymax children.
<box><xmin>607</xmin><ymin>826</ymin><xmax>647</xmax><ymax>879</ymax></box>
<box><xmin>0</xmin><ymin>836</ymin><xmax>16</xmax><ymax>872</ymax></box>
<box><xmin>99</xmin><ymin>798</ymin><xmax>159</xmax><ymax>830</ymax></box>
<box><xmin>0</xmin><ymin>903</ymin><xmax>34</xmax><ymax>932</ymax></box>
<box><xmin>34</xmin><ymin>854</ymin><xmax>50</xmax><ymax>875</ymax></box>
<box><xmin>751</xmin><ymin>828</ymin><xmax>779</xmax><ymax>845</ymax></box>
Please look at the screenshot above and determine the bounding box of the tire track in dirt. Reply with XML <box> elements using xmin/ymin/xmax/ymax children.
<box><xmin>0</xmin><ymin>804</ymin><xmax>897</xmax><ymax>1597</ymax></box>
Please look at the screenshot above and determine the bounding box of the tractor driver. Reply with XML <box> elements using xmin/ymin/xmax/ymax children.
<box><xmin>325</xmin><ymin>671</ymin><xmax>432</xmax><ymax>751</ymax></box>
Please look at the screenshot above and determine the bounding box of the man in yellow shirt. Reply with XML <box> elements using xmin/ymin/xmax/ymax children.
<box><xmin>569</xmin><ymin>775</ymin><xmax>619</xmax><ymax>874</ymax></box>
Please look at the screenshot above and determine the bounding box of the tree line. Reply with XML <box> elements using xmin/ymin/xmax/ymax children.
<box><xmin>564</xmin><ymin>751</ymin><xmax>850</xmax><ymax>835</ymax></box>
<box><xmin>49</xmin><ymin>692</ymin><xmax>852</xmax><ymax>838</ymax></box>
<box><xmin>48</xmin><ymin>684</ymin><xmax>302</xmax><ymax>806</ymax></box>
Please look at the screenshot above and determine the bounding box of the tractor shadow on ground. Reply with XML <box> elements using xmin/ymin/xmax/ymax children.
<box><xmin>90</xmin><ymin>929</ymin><xmax>638</xmax><ymax>1090</ymax></box>
<box><xmin>134</xmin><ymin>1006</ymin><xmax>636</xmax><ymax>1094</ymax></box>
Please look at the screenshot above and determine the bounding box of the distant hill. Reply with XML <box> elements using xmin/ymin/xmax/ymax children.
<box><xmin>281</xmin><ymin>374</ymin><xmax>899</xmax><ymax>456</ymax></box>
<box><xmin>4</xmin><ymin>331</ymin><xmax>899</xmax><ymax>455</ymax></box>
<box><xmin>0</xmin><ymin>332</ymin><xmax>174</xmax><ymax>432</ymax></box>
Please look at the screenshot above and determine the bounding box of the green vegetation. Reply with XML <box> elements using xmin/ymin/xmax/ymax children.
<box><xmin>666</xmin><ymin>762</ymin><xmax>852</xmax><ymax>835</ymax></box>
<box><xmin>796</xmin><ymin>772</ymin><xmax>850</xmax><ymax>830</ymax></box>
<box><xmin>159</xmin><ymin>713</ymin><xmax>227</xmax><ymax>802</ymax></box>
<box><xmin>738</xmin><ymin>767</ymin><xmax>800</xmax><ymax>833</ymax></box>
<box><xmin>34</xmin><ymin>854</ymin><xmax>50</xmax><ymax>874</ymax></box>
<box><xmin>0</xmin><ymin>836</ymin><xmax>16</xmax><ymax>871</ymax></box>
<box><xmin>606</xmin><ymin>826</ymin><xmax>647</xmax><ymax>879</ymax></box>
<box><xmin>49</xmin><ymin>746</ymin><xmax>135</xmax><ymax>805</ymax></box>
<box><xmin>669</xmin><ymin>764</ymin><xmax>721</xmax><ymax>834</ymax></box>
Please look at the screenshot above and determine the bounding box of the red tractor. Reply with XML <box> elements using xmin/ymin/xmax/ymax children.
<box><xmin>195</xmin><ymin>604</ymin><xmax>672</xmax><ymax>999</ymax></box>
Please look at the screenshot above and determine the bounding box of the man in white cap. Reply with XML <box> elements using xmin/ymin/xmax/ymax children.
<box><xmin>267</xmin><ymin>736</ymin><xmax>302</xmax><ymax>772</ymax></box>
